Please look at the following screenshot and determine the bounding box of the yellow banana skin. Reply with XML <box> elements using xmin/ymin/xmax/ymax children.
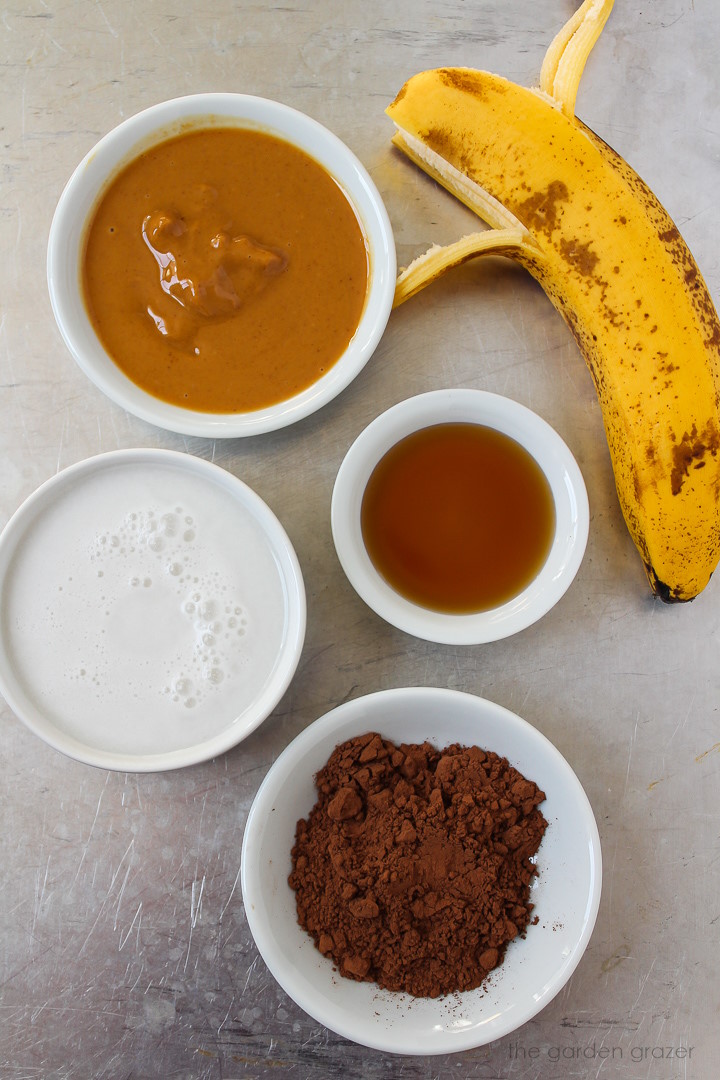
<box><xmin>386</xmin><ymin>18</ymin><xmax>720</xmax><ymax>602</ymax></box>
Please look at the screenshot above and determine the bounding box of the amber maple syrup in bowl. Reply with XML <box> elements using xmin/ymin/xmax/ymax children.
<box><xmin>360</xmin><ymin>422</ymin><xmax>556</xmax><ymax>614</ymax></box>
<box><xmin>331</xmin><ymin>389</ymin><xmax>588</xmax><ymax>644</ymax></box>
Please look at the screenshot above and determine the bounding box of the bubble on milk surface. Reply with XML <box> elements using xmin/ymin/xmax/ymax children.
<box><xmin>89</xmin><ymin>504</ymin><xmax>251</xmax><ymax>712</ymax></box>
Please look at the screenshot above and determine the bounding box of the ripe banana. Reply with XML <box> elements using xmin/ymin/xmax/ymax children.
<box><xmin>386</xmin><ymin>0</ymin><xmax>720</xmax><ymax>602</ymax></box>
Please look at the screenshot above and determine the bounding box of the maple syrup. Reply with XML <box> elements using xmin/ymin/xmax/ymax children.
<box><xmin>360</xmin><ymin>422</ymin><xmax>556</xmax><ymax>613</ymax></box>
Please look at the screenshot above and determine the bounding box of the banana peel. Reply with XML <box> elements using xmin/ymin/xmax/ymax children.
<box><xmin>386</xmin><ymin>0</ymin><xmax>720</xmax><ymax>602</ymax></box>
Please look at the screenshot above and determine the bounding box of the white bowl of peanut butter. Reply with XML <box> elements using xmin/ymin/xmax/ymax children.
<box><xmin>47</xmin><ymin>94</ymin><xmax>396</xmax><ymax>437</ymax></box>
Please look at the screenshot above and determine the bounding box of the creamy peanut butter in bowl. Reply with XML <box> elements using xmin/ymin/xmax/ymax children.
<box><xmin>47</xmin><ymin>94</ymin><xmax>396</xmax><ymax>437</ymax></box>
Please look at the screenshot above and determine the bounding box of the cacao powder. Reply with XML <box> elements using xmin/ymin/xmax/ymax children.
<box><xmin>288</xmin><ymin>731</ymin><xmax>547</xmax><ymax>999</ymax></box>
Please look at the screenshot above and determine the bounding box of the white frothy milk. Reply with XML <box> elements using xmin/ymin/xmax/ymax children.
<box><xmin>1</xmin><ymin>456</ymin><xmax>291</xmax><ymax>756</ymax></box>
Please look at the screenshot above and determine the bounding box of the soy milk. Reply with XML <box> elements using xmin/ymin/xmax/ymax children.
<box><xmin>0</xmin><ymin>455</ymin><xmax>293</xmax><ymax>757</ymax></box>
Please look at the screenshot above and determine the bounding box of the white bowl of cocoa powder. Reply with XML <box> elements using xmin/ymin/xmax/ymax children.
<box><xmin>240</xmin><ymin>686</ymin><xmax>602</xmax><ymax>1055</ymax></box>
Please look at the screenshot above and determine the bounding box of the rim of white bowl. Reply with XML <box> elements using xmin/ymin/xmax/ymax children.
<box><xmin>331</xmin><ymin>389</ymin><xmax>589</xmax><ymax>645</ymax></box>
<box><xmin>240</xmin><ymin>686</ymin><xmax>603</xmax><ymax>1055</ymax></box>
<box><xmin>46</xmin><ymin>93</ymin><xmax>396</xmax><ymax>438</ymax></box>
<box><xmin>0</xmin><ymin>448</ymin><xmax>306</xmax><ymax>771</ymax></box>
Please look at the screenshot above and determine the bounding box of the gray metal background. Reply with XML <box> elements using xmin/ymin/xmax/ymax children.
<box><xmin>1</xmin><ymin>2</ymin><xmax>718</xmax><ymax>1076</ymax></box>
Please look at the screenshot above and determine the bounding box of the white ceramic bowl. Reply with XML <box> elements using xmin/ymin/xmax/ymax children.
<box><xmin>0</xmin><ymin>449</ymin><xmax>306</xmax><ymax>771</ymax></box>
<box><xmin>47</xmin><ymin>93</ymin><xmax>396</xmax><ymax>438</ymax></box>
<box><xmin>331</xmin><ymin>389</ymin><xmax>589</xmax><ymax>644</ymax></box>
<box><xmin>241</xmin><ymin>687</ymin><xmax>602</xmax><ymax>1055</ymax></box>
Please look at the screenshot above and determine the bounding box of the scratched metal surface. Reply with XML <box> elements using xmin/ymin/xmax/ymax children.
<box><xmin>1</xmin><ymin>1</ymin><xmax>719</xmax><ymax>1077</ymax></box>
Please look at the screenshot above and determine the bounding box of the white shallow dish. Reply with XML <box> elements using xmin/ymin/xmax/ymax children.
<box><xmin>0</xmin><ymin>449</ymin><xmax>306</xmax><ymax>771</ymax></box>
<box><xmin>46</xmin><ymin>93</ymin><xmax>396</xmax><ymax>438</ymax></box>
<box><xmin>241</xmin><ymin>686</ymin><xmax>602</xmax><ymax>1056</ymax></box>
<box><xmin>331</xmin><ymin>389</ymin><xmax>589</xmax><ymax>644</ymax></box>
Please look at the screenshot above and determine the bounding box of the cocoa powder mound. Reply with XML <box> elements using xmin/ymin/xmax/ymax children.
<box><xmin>288</xmin><ymin>732</ymin><xmax>548</xmax><ymax>999</ymax></box>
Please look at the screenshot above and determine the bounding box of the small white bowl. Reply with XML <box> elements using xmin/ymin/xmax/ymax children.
<box><xmin>47</xmin><ymin>94</ymin><xmax>396</xmax><ymax>438</ymax></box>
<box><xmin>241</xmin><ymin>686</ymin><xmax>602</xmax><ymax>1056</ymax></box>
<box><xmin>0</xmin><ymin>449</ymin><xmax>306</xmax><ymax>771</ymax></box>
<box><xmin>331</xmin><ymin>389</ymin><xmax>589</xmax><ymax>644</ymax></box>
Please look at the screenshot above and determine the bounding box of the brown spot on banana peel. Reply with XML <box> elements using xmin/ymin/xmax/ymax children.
<box><xmin>558</xmin><ymin>237</ymin><xmax>600</xmax><ymax>277</ymax></box>
<box><xmin>671</xmin><ymin>422</ymin><xmax>720</xmax><ymax>497</ymax></box>
<box><xmin>514</xmin><ymin>180</ymin><xmax>570</xmax><ymax>238</ymax></box>
<box><xmin>437</xmin><ymin>67</ymin><xmax>497</xmax><ymax>97</ymax></box>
